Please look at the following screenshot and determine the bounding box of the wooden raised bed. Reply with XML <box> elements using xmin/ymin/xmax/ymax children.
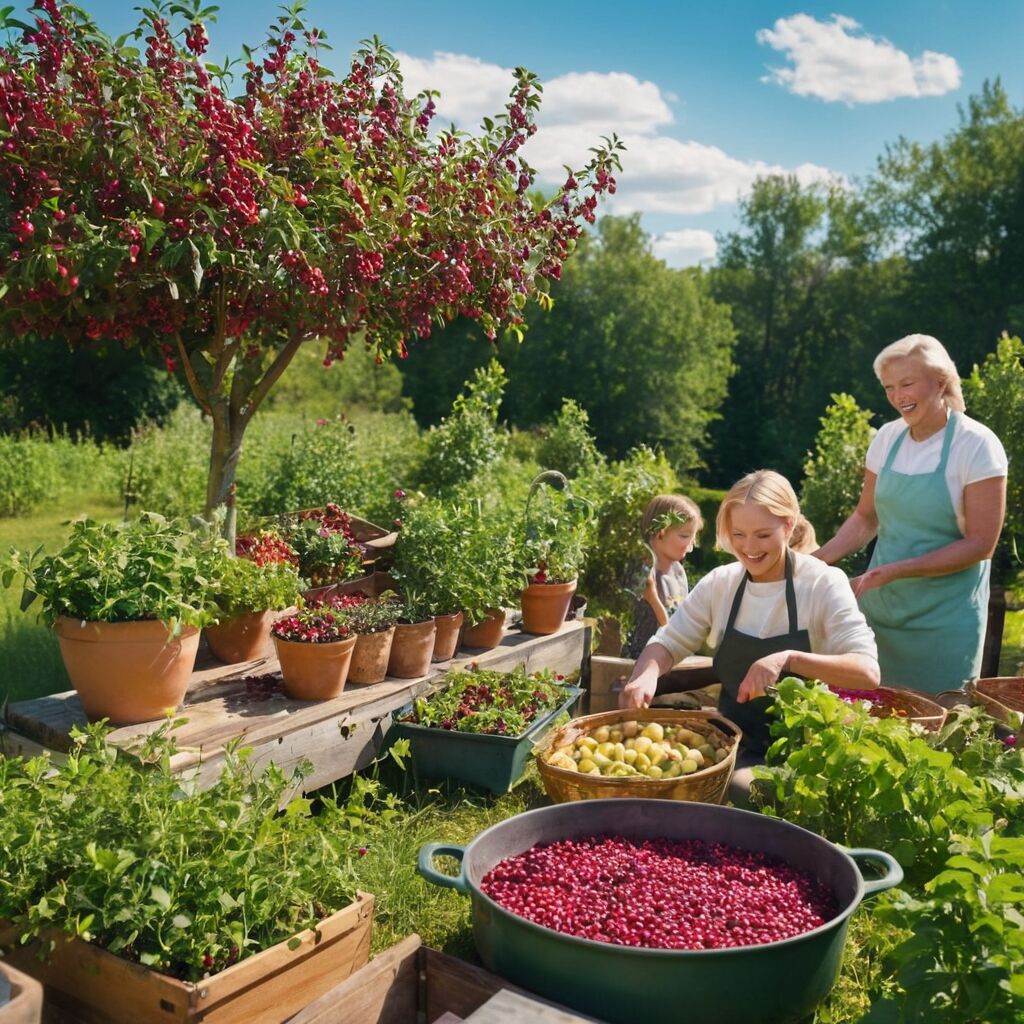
<box><xmin>0</xmin><ymin>893</ymin><xmax>372</xmax><ymax>1024</ymax></box>
<box><xmin>0</xmin><ymin>962</ymin><xmax>42</xmax><ymax>1024</ymax></box>
<box><xmin>287</xmin><ymin>933</ymin><xmax>595</xmax><ymax>1024</ymax></box>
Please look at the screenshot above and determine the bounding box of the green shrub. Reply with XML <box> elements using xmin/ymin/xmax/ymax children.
<box><xmin>536</xmin><ymin>399</ymin><xmax>602</xmax><ymax>478</ymax></box>
<box><xmin>963</xmin><ymin>334</ymin><xmax>1024</xmax><ymax>583</ymax></box>
<box><xmin>800</xmin><ymin>392</ymin><xmax>876</xmax><ymax>573</ymax></box>
<box><xmin>0</xmin><ymin>434</ymin><xmax>60</xmax><ymax>517</ymax></box>
<box><xmin>123</xmin><ymin>406</ymin><xmax>210</xmax><ymax>517</ymax></box>
<box><xmin>416</xmin><ymin>360</ymin><xmax>508</xmax><ymax>494</ymax></box>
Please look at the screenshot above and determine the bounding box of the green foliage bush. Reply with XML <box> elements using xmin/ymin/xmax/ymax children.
<box><xmin>963</xmin><ymin>334</ymin><xmax>1024</xmax><ymax>583</ymax></box>
<box><xmin>124</xmin><ymin>406</ymin><xmax>210</xmax><ymax>517</ymax></box>
<box><xmin>800</xmin><ymin>392</ymin><xmax>876</xmax><ymax>574</ymax></box>
<box><xmin>536</xmin><ymin>399</ymin><xmax>602</xmax><ymax>478</ymax></box>
<box><xmin>416</xmin><ymin>360</ymin><xmax>508</xmax><ymax>494</ymax></box>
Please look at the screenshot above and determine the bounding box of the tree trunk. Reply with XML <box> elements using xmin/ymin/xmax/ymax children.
<box><xmin>205</xmin><ymin>402</ymin><xmax>245</xmax><ymax>546</ymax></box>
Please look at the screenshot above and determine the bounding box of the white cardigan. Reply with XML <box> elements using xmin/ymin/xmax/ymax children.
<box><xmin>650</xmin><ymin>551</ymin><xmax>878</xmax><ymax>663</ymax></box>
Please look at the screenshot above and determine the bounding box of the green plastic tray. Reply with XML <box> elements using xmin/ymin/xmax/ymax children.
<box><xmin>387</xmin><ymin>686</ymin><xmax>583</xmax><ymax>794</ymax></box>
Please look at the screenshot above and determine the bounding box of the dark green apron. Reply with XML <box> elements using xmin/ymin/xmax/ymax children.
<box><xmin>713</xmin><ymin>552</ymin><xmax>811</xmax><ymax>755</ymax></box>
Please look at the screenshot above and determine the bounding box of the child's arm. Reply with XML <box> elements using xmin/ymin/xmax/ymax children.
<box><xmin>642</xmin><ymin>568</ymin><xmax>669</xmax><ymax>627</ymax></box>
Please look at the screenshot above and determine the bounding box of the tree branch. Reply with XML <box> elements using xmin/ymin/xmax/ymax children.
<box><xmin>242</xmin><ymin>329</ymin><xmax>306</xmax><ymax>426</ymax></box>
<box><xmin>175</xmin><ymin>332</ymin><xmax>213</xmax><ymax>416</ymax></box>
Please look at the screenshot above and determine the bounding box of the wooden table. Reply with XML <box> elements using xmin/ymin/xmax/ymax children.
<box><xmin>1</xmin><ymin>620</ymin><xmax>590</xmax><ymax>794</ymax></box>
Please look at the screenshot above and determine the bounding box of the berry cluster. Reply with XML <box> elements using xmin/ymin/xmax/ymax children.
<box><xmin>481</xmin><ymin>835</ymin><xmax>837</xmax><ymax>950</ymax></box>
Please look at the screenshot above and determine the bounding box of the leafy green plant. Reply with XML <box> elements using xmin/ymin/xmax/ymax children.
<box><xmin>402</xmin><ymin>665</ymin><xmax>572</xmax><ymax>736</ymax></box>
<box><xmin>337</xmin><ymin>593</ymin><xmax>401</xmax><ymax>635</ymax></box>
<box><xmin>963</xmin><ymin>333</ymin><xmax>1024</xmax><ymax>583</ymax></box>
<box><xmin>417</xmin><ymin>361</ymin><xmax>509</xmax><ymax>494</ymax></box>
<box><xmin>2</xmin><ymin>512</ymin><xmax>229</xmax><ymax>631</ymax></box>
<box><xmin>536</xmin><ymin>399</ymin><xmax>603</xmax><ymax>478</ymax></box>
<box><xmin>521</xmin><ymin>471</ymin><xmax>593</xmax><ymax>584</ymax></box>
<box><xmin>212</xmin><ymin>554</ymin><xmax>300</xmax><ymax>619</ymax></box>
<box><xmin>270</xmin><ymin>600</ymin><xmax>354</xmax><ymax>644</ymax></box>
<box><xmin>800</xmin><ymin>392</ymin><xmax>876</xmax><ymax>574</ymax></box>
<box><xmin>283</xmin><ymin>517</ymin><xmax>365</xmax><ymax>589</ymax></box>
<box><xmin>389</xmin><ymin>496</ymin><xmax>520</xmax><ymax>623</ymax></box>
<box><xmin>752</xmin><ymin>680</ymin><xmax>1022</xmax><ymax>884</ymax></box>
<box><xmin>0</xmin><ymin>722</ymin><xmax>399</xmax><ymax>982</ymax></box>
<box><xmin>866</xmin><ymin>831</ymin><xmax>1024</xmax><ymax>1023</ymax></box>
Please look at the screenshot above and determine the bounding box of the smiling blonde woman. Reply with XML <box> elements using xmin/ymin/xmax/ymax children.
<box><xmin>620</xmin><ymin>470</ymin><xmax>879</xmax><ymax>756</ymax></box>
<box><xmin>814</xmin><ymin>334</ymin><xmax>1008</xmax><ymax>693</ymax></box>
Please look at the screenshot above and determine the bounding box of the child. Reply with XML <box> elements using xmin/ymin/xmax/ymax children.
<box><xmin>624</xmin><ymin>494</ymin><xmax>702</xmax><ymax>659</ymax></box>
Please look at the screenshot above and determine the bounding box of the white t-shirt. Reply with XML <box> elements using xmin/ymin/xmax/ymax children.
<box><xmin>865</xmin><ymin>413</ymin><xmax>1008</xmax><ymax>535</ymax></box>
<box><xmin>650</xmin><ymin>552</ymin><xmax>878</xmax><ymax>663</ymax></box>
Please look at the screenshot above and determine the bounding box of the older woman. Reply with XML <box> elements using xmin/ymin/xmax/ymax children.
<box><xmin>814</xmin><ymin>334</ymin><xmax>1007</xmax><ymax>693</ymax></box>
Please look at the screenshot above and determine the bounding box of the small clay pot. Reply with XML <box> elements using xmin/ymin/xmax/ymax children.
<box><xmin>461</xmin><ymin>607</ymin><xmax>505</xmax><ymax>650</ymax></box>
<box><xmin>273</xmin><ymin>633</ymin><xmax>358</xmax><ymax>700</ymax></box>
<box><xmin>205</xmin><ymin>610</ymin><xmax>276</xmax><ymax>664</ymax></box>
<box><xmin>347</xmin><ymin>626</ymin><xmax>396</xmax><ymax>685</ymax></box>
<box><xmin>387</xmin><ymin>619</ymin><xmax>437</xmax><ymax>679</ymax></box>
<box><xmin>520</xmin><ymin>580</ymin><xmax>577</xmax><ymax>636</ymax></box>
<box><xmin>432</xmin><ymin>610</ymin><xmax>464</xmax><ymax>662</ymax></box>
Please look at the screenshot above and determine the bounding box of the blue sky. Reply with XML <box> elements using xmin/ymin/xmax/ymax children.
<box><xmin>32</xmin><ymin>1</ymin><xmax>1024</xmax><ymax>265</ymax></box>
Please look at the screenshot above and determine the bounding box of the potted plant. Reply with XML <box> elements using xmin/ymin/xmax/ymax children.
<box><xmin>2</xmin><ymin>512</ymin><xmax>227</xmax><ymax>723</ymax></box>
<box><xmin>340</xmin><ymin>593</ymin><xmax>402</xmax><ymax>685</ymax></box>
<box><xmin>388</xmin><ymin>665</ymin><xmax>582</xmax><ymax>792</ymax></box>
<box><xmin>519</xmin><ymin>472</ymin><xmax>593</xmax><ymax>635</ymax></box>
<box><xmin>0</xmin><ymin>724</ymin><xmax>376</xmax><ymax>1023</ymax></box>
<box><xmin>386</xmin><ymin>591</ymin><xmax>437</xmax><ymax>680</ymax></box>
<box><xmin>281</xmin><ymin>507</ymin><xmax>369</xmax><ymax>597</ymax></box>
<box><xmin>205</xmin><ymin>548</ymin><xmax>302</xmax><ymax>665</ymax></box>
<box><xmin>270</xmin><ymin>598</ymin><xmax>357</xmax><ymax>701</ymax></box>
<box><xmin>390</xmin><ymin>498</ymin><xmax>521</xmax><ymax>657</ymax></box>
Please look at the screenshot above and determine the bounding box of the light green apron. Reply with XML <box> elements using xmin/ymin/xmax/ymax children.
<box><xmin>858</xmin><ymin>412</ymin><xmax>989</xmax><ymax>692</ymax></box>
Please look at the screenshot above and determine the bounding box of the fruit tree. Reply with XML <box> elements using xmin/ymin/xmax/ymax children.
<box><xmin>0</xmin><ymin>0</ymin><xmax>621</xmax><ymax>539</ymax></box>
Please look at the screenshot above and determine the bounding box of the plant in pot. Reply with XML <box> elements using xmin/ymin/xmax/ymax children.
<box><xmin>205</xmin><ymin>553</ymin><xmax>302</xmax><ymax>665</ymax></box>
<box><xmin>283</xmin><ymin>514</ymin><xmax>367</xmax><ymax>597</ymax></box>
<box><xmin>338</xmin><ymin>592</ymin><xmax>402</xmax><ymax>685</ymax></box>
<box><xmin>519</xmin><ymin>471</ymin><xmax>594</xmax><ymax>635</ymax></box>
<box><xmin>390</xmin><ymin>497</ymin><xmax>520</xmax><ymax>657</ymax></box>
<box><xmin>270</xmin><ymin>597</ymin><xmax>357</xmax><ymax>701</ymax></box>
<box><xmin>458</xmin><ymin>512</ymin><xmax>523</xmax><ymax>651</ymax></box>
<box><xmin>386</xmin><ymin>590</ymin><xmax>437</xmax><ymax>680</ymax></box>
<box><xmin>2</xmin><ymin>512</ymin><xmax>228</xmax><ymax>723</ymax></box>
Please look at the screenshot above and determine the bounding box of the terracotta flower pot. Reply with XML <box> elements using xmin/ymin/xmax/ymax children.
<box><xmin>54</xmin><ymin>616</ymin><xmax>200</xmax><ymax>724</ymax></box>
<box><xmin>387</xmin><ymin>619</ymin><xmax>437</xmax><ymax>679</ymax></box>
<box><xmin>273</xmin><ymin>634</ymin><xmax>358</xmax><ymax>701</ymax></box>
<box><xmin>520</xmin><ymin>580</ymin><xmax>577</xmax><ymax>636</ymax></box>
<box><xmin>347</xmin><ymin>626</ymin><xmax>396</xmax><ymax>685</ymax></box>
<box><xmin>460</xmin><ymin>607</ymin><xmax>506</xmax><ymax>650</ymax></box>
<box><xmin>432</xmin><ymin>610</ymin><xmax>464</xmax><ymax>662</ymax></box>
<box><xmin>205</xmin><ymin>610</ymin><xmax>276</xmax><ymax>665</ymax></box>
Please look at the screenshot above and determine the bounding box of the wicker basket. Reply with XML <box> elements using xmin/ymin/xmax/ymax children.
<box><xmin>831</xmin><ymin>686</ymin><xmax>948</xmax><ymax>732</ymax></box>
<box><xmin>536</xmin><ymin>708</ymin><xmax>741</xmax><ymax>805</ymax></box>
<box><xmin>966</xmin><ymin>677</ymin><xmax>1024</xmax><ymax>726</ymax></box>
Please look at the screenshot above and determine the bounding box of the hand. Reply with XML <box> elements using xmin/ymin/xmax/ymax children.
<box><xmin>619</xmin><ymin>672</ymin><xmax>657</xmax><ymax>709</ymax></box>
<box><xmin>849</xmin><ymin>565</ymin><xmax>893</xmax><ymax>598</ymax></box>
<box><xmin>736</xmin><ymin>650</ymin><xmax>790</xmax><ymax>703</ymax></box>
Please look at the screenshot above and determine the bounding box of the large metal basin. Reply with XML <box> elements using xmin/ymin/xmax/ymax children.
<box><xmin>419</xmin><ymin>799</ymin><xmax>901</xmax><ymax>1024</ymax></box>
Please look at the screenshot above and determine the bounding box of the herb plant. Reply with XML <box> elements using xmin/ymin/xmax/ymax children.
<box><xmin>0</xmin><ymin>723</ymin><xmax>399</xmax><ymax>981</ymax></box>
<box><xmin>521</xmin><ymin>472</ymin><xmax>593</xmax><ymax>584</ymax></box>
<box><xmin>2</xmin><ymin>511</ymin><xmax>229</xmax><ymax>631</ymax></box>
<box><xmin>284</xmin><ymin>517</ymin><xmax>365</xmax><ymax>588</ymax></box>
<box><xmin>213</xmin><ymin>553</ymin><xmax>301</xmax><ymax>619</ymax></box>
<box><xmin>403</xmin><ymin>666</ymin><xmax>572</xmax><ymax>736</ymax></box>
<box><xmin>336</xmin><ymin>593</ymin><xmax>401</xmax><ymax>635</ymax></box>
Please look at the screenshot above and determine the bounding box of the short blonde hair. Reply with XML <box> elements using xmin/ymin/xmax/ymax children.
<box><xmin>873</xmin><ymin>334</ymin><xmax>965</xmax><ymax>412</ymax></box>
<box><xmin>715</xmin><ymin>470</ymin><xmax>813</xmax><ymax>555</ymax></box>
<box><xmin>641</xmin><ymin>494</ymin><xmax>703</xmax><ymax>540</ymax></box>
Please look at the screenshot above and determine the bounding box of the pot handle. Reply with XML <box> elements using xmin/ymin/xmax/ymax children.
<box><xmin>417</xmin><ymin>843</ymin><xmax>470</xmax><ymax>894</ymax></box>
<box><xmin>843</xmin><ymin>847</ymin><xmax>904</xmax><ymax>897</ymax></box>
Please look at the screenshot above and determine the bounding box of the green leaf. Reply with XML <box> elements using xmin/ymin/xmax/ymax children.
<box><xmin>150</xmin><ymin>885</ymin><xmax>171</xmax><ymax>909</ymax></box>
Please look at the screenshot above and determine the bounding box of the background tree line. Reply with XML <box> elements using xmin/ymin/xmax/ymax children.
<box><xmin>2</xmin><ymin>80</ymin><xmax>1022</xmax><ymax>496</ymax></box>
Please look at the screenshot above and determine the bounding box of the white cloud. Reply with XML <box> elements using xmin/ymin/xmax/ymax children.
<box><xmin>756</xmin><ymin>14</ymin><xmax>961</xmax><ymax>104</ymax></box>
<box><xmin>652</xmin><ymin>229</ymin><xmax>718</xmax><ymax>268</ymax></box>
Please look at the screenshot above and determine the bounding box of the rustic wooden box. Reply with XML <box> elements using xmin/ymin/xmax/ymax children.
<box><xmin>0</xmin><ymin>893</ymin><xmax>372</xmax><ymax>1024</ymax></box>
<box><xmin>287</xmin><ymin>933</ymin><xmax>593</xmax><ymax>1024</ymax></box>
<box><xmin>0</xmin><ymin>962</ymin><xmax>42</xmax><ymax>1024</ymax></box>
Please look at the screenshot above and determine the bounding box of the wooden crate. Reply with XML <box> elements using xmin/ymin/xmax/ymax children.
<box><xmin>587</xmin><ymin>654</ymin><xmax>716</xmax><ymax>714</ymax></box>
<box><xmin>0</xmin><ymin>962</ymin><xmax>42</xmax><ymax>1024</ymax></box>
<box><xmin>287</xmin><ymin>934</ymin><xmax>595</xmax><ymax>1024</ymax></box>
<box><xmin>0</xmin><ymin>893</ymin><xmax>373</xmax><ymax>1024</ymax></box>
